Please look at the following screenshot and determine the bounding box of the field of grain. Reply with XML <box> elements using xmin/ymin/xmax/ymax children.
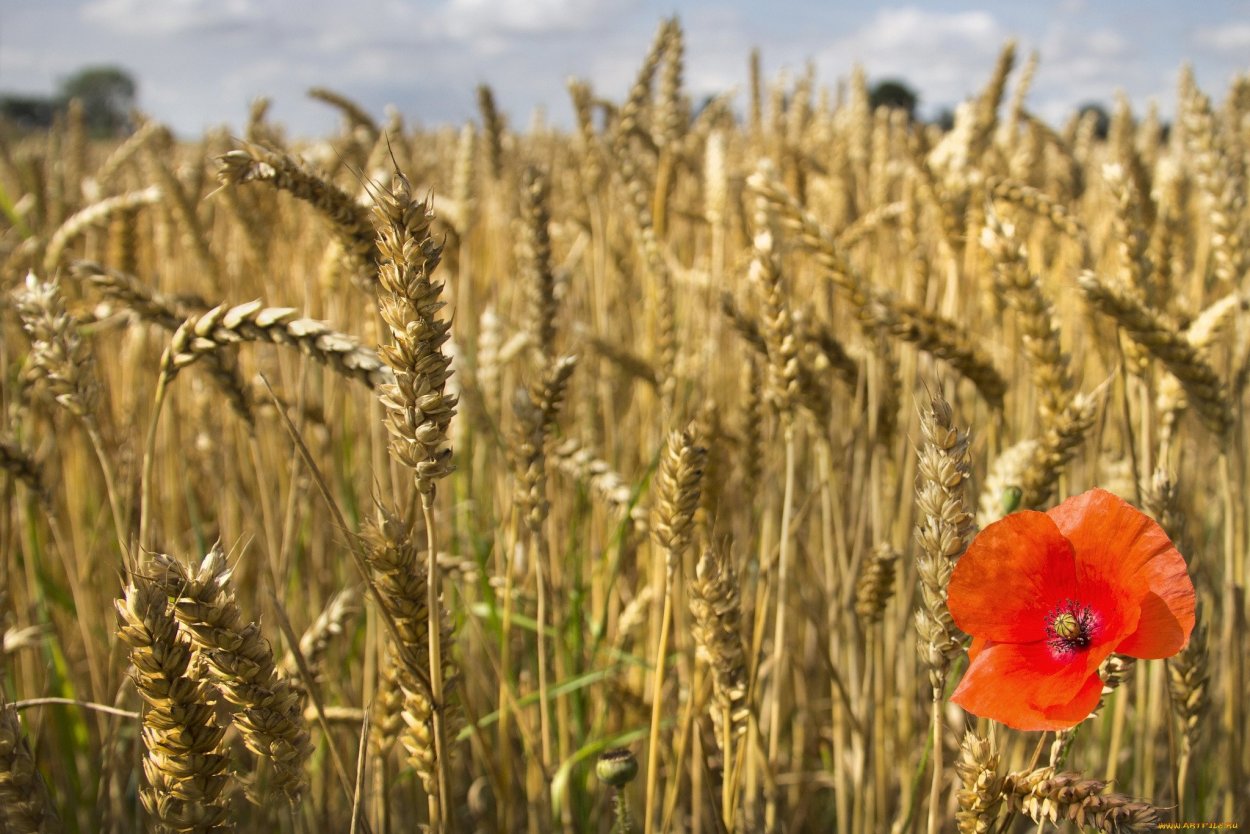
<box><xmin>1</xmin><ymin>19</ymin><xmax>1248</xmax><ymax>833</ymax></box>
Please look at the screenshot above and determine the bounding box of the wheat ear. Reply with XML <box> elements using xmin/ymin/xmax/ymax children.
<box><xmin>360</xmin><ymin>510</ymin><xmax>454</xmax><ymax>794</ymax></box>
<box><xmin>372</xmin><ymin>168</ymin><xmax>458</xmax><ymax>829</ymax></box>
<box><xmin>689</xmin><ymin>542</ymin><xmax>750</xmax><ymax>827</ymax></box>
<box><xmin>161</xmin><ymin>300</ymin><xmax>393</xmax><ymax>391</ymax></box>
<box><xmin>954</xmin><ymin>733</ymin><xmax>1003</xmax><ymax>834</ymax></box>
<box><xmin>644</xmin><ymin>427</ymin><xmax>706</xmax><ymax>834</ymax></box>
<box><xmin>217</xmin><ymin>143</ymin><xmax>377</xmax><ymax>278</ymax></box>
<box><xmin>1000</xmin><ymin>767</ymin><xmax>1158</xmax><ymax>832</ymax></box>
<box><xmin>915</xmin><ymin>391</ymin><xmax>974</xmax><ymax>834</ymax></box>
<box><xmin>116</xmin><ymin>577</ymin><xmax>232</xmax><ymax>832</ymax></box>
<box><xmin>750</xmin><ymin>166</ymin><xmax>1007</xmax><ymax>407</ymax></box>
<box><xmin>42</xmin><ymin>186</ymin><xmax>161</xmax><ymax>274</ymax></box>
<box><xmin>0</xmin><ymin>684</ymin><xmax>60</xmax><ymax>834</ymax></box>
<box><xmin>1079</xmin><ymin>270</ymin><xmax>1232</xmax><ymax>436</ymax></box>
<box><xmin>149</xmin><ymin>547</ymin><xmax>312</xmax><ymax>802</ymax></box>
<box><xmin>0</xmin><ymin>435</ymin><xmax>47</xmax><ymax>503</ymax></box>
<box><xmin>307</xmin><ymin>87</ymin><xmax>380</xmax><ymax>142</ymax></box>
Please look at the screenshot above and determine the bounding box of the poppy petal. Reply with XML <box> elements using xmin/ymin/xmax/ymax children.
<box><xmin>1047</xmin><ymin>489</ymin><xmax>1195</xmax><ymax>658</ymax></box>
<box><xmin>1039</xmin><ymin>670</ymin><xmax>1106</xmax><ymax>727</ymax></box>
<box><xmin>1117</xmin><ymin>590</ymin><xmax>1193</xmax><ymax>658</ymax></box>
<box><xmin>947</xmin><ymin>511</ymin><xmax>1079</xmax><ymax>644</ymax></box>
<box><xmin>951</xmin><ymin>640</ymin><xmax>1113</xmax><ymax>731</ymax></box>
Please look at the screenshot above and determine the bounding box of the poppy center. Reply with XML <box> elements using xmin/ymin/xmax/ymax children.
<box><xmin>1044</xmin><ymin>600</ymin><xmax>1097</xmax><ymax>656</ymax></box>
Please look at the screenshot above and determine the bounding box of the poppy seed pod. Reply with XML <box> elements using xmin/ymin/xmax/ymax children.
<box><xmin>596</xmin><ymin>748</ymin><xmax>639</xmax><ymax>788</ymax></box>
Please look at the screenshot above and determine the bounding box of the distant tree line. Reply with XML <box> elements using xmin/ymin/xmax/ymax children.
<box><xmin>0</xmin><ymin>66</ymin><xmax>136</xmax><ymax>136</ymax></box>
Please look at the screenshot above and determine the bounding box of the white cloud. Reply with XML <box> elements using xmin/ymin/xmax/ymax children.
<box><xmin>854</xmin><ymin>7</ymin><xmax>1000</xmax><ymax>53</ymax></box>
<box><xmin>812</xmin><ymin>8</ymin><xmax>1009</xmax><ymax>106</ymax></box>
<box><xmin>81</xmin><ymin>0</ymin><xmax>263</xmax><ymax>36</ymax></box>
<box><xmin>1192</xmin><ymin>23</ymin><xmax>1250</xmax><ymax>52</ymax></box>
<box><xmin>440</xmin><ymin>0</ymin><xmax>637</xmax><ymax>38</ymax></box>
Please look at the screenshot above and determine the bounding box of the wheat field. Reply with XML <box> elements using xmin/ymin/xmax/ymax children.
<box><xmin>1</xmin><ymin>19</ymin><xmax>1248</xmax><ymax>833</ymax></box>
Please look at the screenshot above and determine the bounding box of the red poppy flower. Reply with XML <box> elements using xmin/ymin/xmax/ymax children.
<box><xmin>947</xmin><ymin>488</ymin><xmax>1195</xmax><ymax>731</ymax></box>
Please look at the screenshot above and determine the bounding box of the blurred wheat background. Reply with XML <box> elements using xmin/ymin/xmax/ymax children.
<box><xmin>1</xmin><ymin>18</ymin><xmax>1247</xmax><ymax>833</ymax></box>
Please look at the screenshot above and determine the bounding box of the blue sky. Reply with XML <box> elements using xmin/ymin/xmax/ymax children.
<box><xmin>3</xmin><ymin>1</ymin><xmax>1249</xmax><ymax>137</ymax></box>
